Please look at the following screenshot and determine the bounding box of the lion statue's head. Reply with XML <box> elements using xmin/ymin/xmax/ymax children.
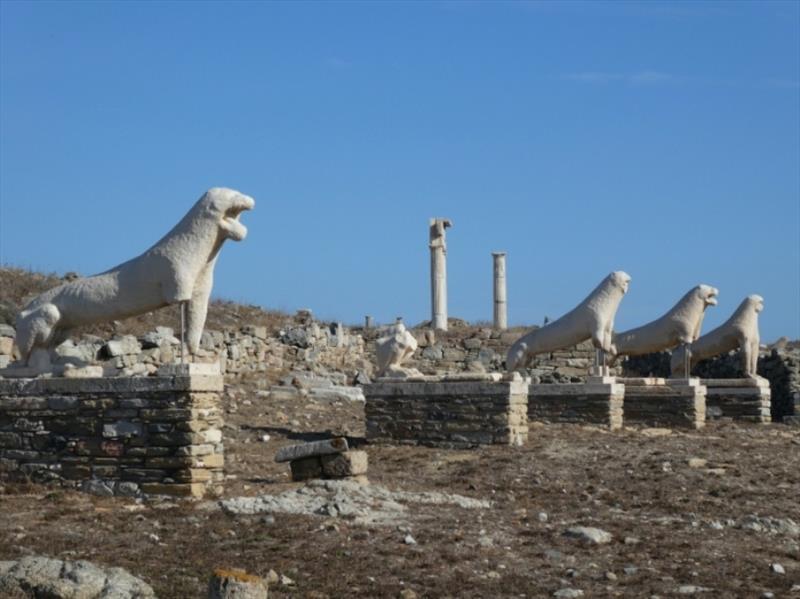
<box><xmin>200</xmin><ymin>187</ymin><xmax>256</xmax><ymax>242</ymax></box>
<box><xmin>745</xmin><ymin>294</ymin><xmax>764</xmax><ymax>314</ymax></box>
<box><xmin>610</xmin><ymin>270</ymin><xmax>631</xmax><ymax>294</ymax></box>
<box><xmin>697</xmin><ymin>284</ymin><xmax>719</xmax><ymax>308</ymax></box>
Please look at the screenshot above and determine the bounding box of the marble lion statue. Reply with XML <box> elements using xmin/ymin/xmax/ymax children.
<box><xmin>14</xmin><ymin>187</ymin><xmax>255</xmax><ymax>366</ymax></box>
<box><xmin>375</xmin><ymin>322</ymin><xmax>422</xmax><ymax>378</ymax></box>
<box><xmin>611</xmin><ymin>284</ymin><xmax>719</xmax><ymax>363</ymax></box>
<box><xmin>506</xmin><ymin>271</ymin><xmax>631</xmax><ymax>371</ymax></box>
<box><xmin>670</xmin><ymin>294</ymin><xmax>763</xmax><ymax>378</ymax></box>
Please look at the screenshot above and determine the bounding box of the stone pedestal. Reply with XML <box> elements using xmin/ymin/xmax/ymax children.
<box><xmin>364</xmin><ymin>374</ymin><xmax>528</xmax><ymax>448</ymax></box>
<box><xmin>0</xmin><ymin>374</ymin><xmax>224</xmax><ymax>497</ymax></box>
<box><xmin>528</xmin><ymin>377</ymin><xmax>624</xmax><ymax>430</ymax></box>
<box><xmin>622</xmin><ymin>377</ymin><xmax>706</xmax><ymax>429</ymax></box>
<box><xmin>702</xmin><ymin>377</ymin><xmax>771</xmax><ymax>423</ymax></box>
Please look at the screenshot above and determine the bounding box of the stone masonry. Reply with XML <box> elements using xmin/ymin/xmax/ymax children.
<box><xmin>529</xmin><ymin>377</ymin><xmax>624</xmax><ymax>430</ymax></box>
<box><xmin>622</xmin><ymin>378</ymin><xmax>707</xmax><ymax>430</ymax></box>
<box><xmin>364</xmin><ymin>375</ymin><xmax>529</xmax><ymax>448</ymax></box>
<box><xmin>0</xmin><ymin>373</ymin><xmax>224</xmax><ymax>497</ymax></box>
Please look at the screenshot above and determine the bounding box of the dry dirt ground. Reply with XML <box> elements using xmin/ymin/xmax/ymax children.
<box><xmin>2</xmin><ymin>378</ymin><xmax>800</xmax><ymax>598</ymax></box>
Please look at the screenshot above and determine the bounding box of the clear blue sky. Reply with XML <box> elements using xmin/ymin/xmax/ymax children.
<box><xmin>1</xmin><ymin>0</ymin><xmax>798</xmax><ymax>341</ymax></box>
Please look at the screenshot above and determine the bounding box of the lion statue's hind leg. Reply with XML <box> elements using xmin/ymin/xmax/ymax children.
<box><xmin>14</xmin><ymin>303</ymin><xmax>61</xmax><ymax>366</ymax></box>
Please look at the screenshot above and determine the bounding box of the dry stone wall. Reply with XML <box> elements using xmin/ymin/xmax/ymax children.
<box><xmin>623</xmin><ymin>347</ymin><xmax>800</xmax><ymax>422</ymax></box>
<box><xmin>0</xmin><ymin>374</ymin><xmax>224</xmax><ymax>497</ymax></box>
<box><xmin>362</xmin><ymin>325</ymin><xmax>611</xmax><ymax>383</ymax></box>
<box><xmin>364</xmin><ymin>377</ymin><xmax>529</xmax><ymax>448</ymax></box>
<box><xmin>0</xmin><ymin>315</ymin><xmax>370</xmax><ymax>384</ymax></box>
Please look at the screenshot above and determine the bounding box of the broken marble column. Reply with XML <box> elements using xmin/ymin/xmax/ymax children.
<box><xmin>492</xmin><ymin>252</ymin><xmax>508</xmax><ymax>330</ymax></box>
<box><xmin>429</xmin><ymin>218</ymin><xmax>452</xmax><ymax>331</ymax></box>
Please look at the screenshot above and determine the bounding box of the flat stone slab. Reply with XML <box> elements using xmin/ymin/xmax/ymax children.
<box><xmin>617</xmin><ymin>377</ymin><xmax>666</xmax><ymax>386</ymax></box>
<box><xmin>158</xmin><ymin>362</ymin><xmax>221</xmax><ymax>376</ymax></box>
<box><xmin>375</xmin><ymin>372</ymin><xmax>504</xmax><ymax>383</ymax></box>
<box><xmin>275</xmin><ymin>437</ymin><xmax>349</xmax><ymax>463</ymax></box>
<box><xmin>0</xmin><ymin>374</ymin><xmax>224</xmax><ymax>394</ymax></box>
<box><xmin>701</xmin><ymin>377</ymin><xmax>770</xmax><ymax>389</ymax></box>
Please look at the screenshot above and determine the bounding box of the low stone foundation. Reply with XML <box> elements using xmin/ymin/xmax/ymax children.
<box><xmin>622</xmin><ymin>378</ymin><xmax>706</xmax><ymax>429</ymax></box>
<box><xmin>528</xmin><ymin>377</ymin><xmax>624</xmax><ymax>430</ymax></box>
<box><xmin>364</xmin><ymin>375</ymin><xmax>528</xmax><ymax>448</ymax></box>
<box><xmin>0</xmin><ymin>371</ymin><xmax>224</xmax><ymax>497</ymax></box>
<box><xmin>703</xmin><ymin>377</ymin><xmax>771</xmax><ymax>423</ymax></box>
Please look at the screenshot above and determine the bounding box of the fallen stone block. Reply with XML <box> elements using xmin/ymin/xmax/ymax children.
<box><xmin>275</xmin><ymin>437</ymin><xmax>348</xmax><ymax>463</ymax></box>
<box><xmin>321</xmin><ymin>450</ymin><xmax>368</xmax><ymax>477</ymax></box>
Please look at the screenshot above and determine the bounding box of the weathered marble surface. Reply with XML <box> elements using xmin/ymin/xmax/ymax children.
<box><xmin>375</xmin><ymin>322</ymin><xmax>422</xmax><ymax>378</ymax></box>
<box><xmin>429</xmin><ymin>218</ymin><xmax>452</xmax><ymax>331</ymax></box>
<box><xmin>13</xmin><ymin>188</ymin><xmax>254</xmax><ymax>368</ymax></box>
<box><xmin>670</xmin><ymin>295</ymin><xmax>763</xmax><ymax>378</ymax></box>
<box><xmin>613</xmin><ymin>284</ymin><xmax>719</xmax><ymax>360</ymax></box>
<box><xmin>507</xmin><ymin>271</ymin><xmax>631</xmax><ymax>370</ymax></box>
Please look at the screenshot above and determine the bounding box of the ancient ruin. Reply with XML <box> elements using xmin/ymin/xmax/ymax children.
<box><xmin>11</xmin><ymin>188</ymin><xmax>254</xmax><ymax>370</ymax></box>
<box><xmin>612</xmin><ymin>284</ymin><xmax>719</xmax><ymax>361</ymax></box>
<box><xmin>670</xmin><ymin>294</ymin><xmax>764</xmax><ymax>378</ymax></box>
<box><xmin>429</xmin><ymin>218</ymin><xmax>452</xmax><ymax>331</ymax></box>
<box><xmin>492</xmin><ymin>252</ymin><xmax>508</xmax><ymax>330</ymax></box>
<box><xmin>374</xmin><ymin>321</ymin><xmax>422</xmax><ymax>378</ymax></box>
<box><xmin>506</xmin><ymin>271</ymin><xmax>631</xmax><ymax>370</ymax></box>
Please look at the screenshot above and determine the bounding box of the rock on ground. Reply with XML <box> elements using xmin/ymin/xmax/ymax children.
<box><xmin>563</xmin><ymin>526</ymin><xmax>613</xmax><ymax>545</ymax></box>
<box><xmin>0</xmin><ymin>555</ymin><xmax>155</xmax><ymax>598</ymax></box>
<box><xmin>220</xmin><ymin>479</ymin><xmax>491</xmax><ymax>525</ymax></box>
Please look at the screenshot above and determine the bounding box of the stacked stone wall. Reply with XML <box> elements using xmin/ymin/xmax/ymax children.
<box><xmin>0</xmin><ymin>375</ymin><xmax>224</xmax><ymax>497</ymax></box>
<box><xmin>623</xmin><ymin>347</ymin><xmax>800</xmax><ymax>422</ymax></box>
<box><xmin>362</xmin><ymin>325</ymin><xmax>610</xmax><ymax>383</ymax></box>
<box><xmin>0</xmin><ymin>316</ymin><xmax>370</xmax><ymax>384</ymax></box>
<box><xmin>364</xmin><ymin>378</ymin><xmax>529</xmax><ymax>448</ymax></box>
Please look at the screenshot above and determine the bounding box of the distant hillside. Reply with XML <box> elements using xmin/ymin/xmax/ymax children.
<box><xmin>0</xmin><ymin>266</ymin><xmax>289</xmax><ymax>337</ymax></box>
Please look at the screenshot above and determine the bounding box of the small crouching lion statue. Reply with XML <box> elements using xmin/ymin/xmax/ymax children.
<box><xmin>14</xmin><ymin>187</ymin><xmax>255</xmax><ymax>367</ymax></box>
<box><xmin>375</xmin><ymin>322</ymin><xmax>423</xmax><ymax>379</ymax></box>
<box><xmin>670</xmin><ymin>294</ymin><xmax>764</xmax><ymax>378</ymax></box>
<box><xmin>506</xmin><ymin>271</ymin><xmax>631</xmax><ymax>371</ymax></box>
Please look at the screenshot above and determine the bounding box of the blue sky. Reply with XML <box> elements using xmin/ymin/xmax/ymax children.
<box><xmin>1</xmin><ymin>0</ymin><xmax>798</xmax><ymax>341</ymax></box>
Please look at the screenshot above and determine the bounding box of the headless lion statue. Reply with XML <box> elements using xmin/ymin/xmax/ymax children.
<box><xmin>670</xmin><ymin>295</ymin><xmax>763</xmax><ymax>378</ymax></box>
<box><xmin>506</xmin><ymin>271</ymin><xmax>631</xmax><ymax>371</ymax></box>
<box><xmin>375</xmin><ymin>322</ymin><xmax>422</xmax><ymax>378</ymax></box>
<box><xmin>611</xmin><ymin>284</ymin><xmax>719</xmax><ymax>363</ymax></box>
<box><xmin>14</xmin><ymin>188</ymin><xmax>255</xmax><ymax>367</ymax></box>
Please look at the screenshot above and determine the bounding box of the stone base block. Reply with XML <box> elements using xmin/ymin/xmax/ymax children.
<box><xmin>0</xmin><ymin>375</ymin><xmax>224</xmax><ymax>497</ymax></box>
<box><xmin>290</xmin><ymin>450</ymin><xmax>368</xmax><ymax>481</ymax></box>
<box><xmin>624</xmin><ymin>378</ymin><xmax>706</xmax><ymax>429</ymax></box>
<box><xmin>364</xmin><ymin>377</ymin><xmax>529</xmax><ymax>448</ymax></box>
<box><xmin>528</xmin><ymin>379</ymin><xmax>624</xmax><ymax>430</ymax></box>
<box><xmin>702</xmin><ymin>377</ymin><xmax>771</xmax><ymax>422</ymax></box>
<box><xmin>321</xmin><ymin>450</ymin><xmax>368</xmax><ymax>477</ymax></box>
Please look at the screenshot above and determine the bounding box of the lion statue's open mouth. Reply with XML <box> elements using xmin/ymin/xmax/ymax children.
<box><xmin>219</xmin><ymin>193</ymin><xmax>255</xmax><ymax>241</ymax></box>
